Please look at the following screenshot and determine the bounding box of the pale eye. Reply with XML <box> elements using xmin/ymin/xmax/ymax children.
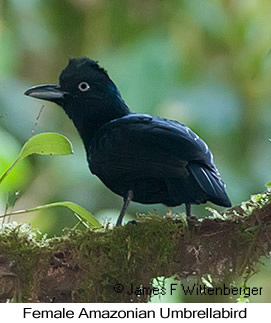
<box><xmin>78</xmin><ymin>82</ymin><xmax>90</xmax><ymax>92</ymax></box>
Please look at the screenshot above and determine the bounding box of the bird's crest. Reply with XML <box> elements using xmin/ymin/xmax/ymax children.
<box><xmin>60</xmin><ymin>57</ymin><xmax>108</xmax><ymax>83</ymax></box>
<box><xmin>67</xmin><ymin>57</ymin><xmax>107</xmax><ymax>74</ymax></box>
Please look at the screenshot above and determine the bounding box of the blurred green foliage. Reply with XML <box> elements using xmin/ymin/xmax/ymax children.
<box><xmin>0</xmin><ymin>132</ymin><xmax>73</xmax><ymax>184</ymax></box>
<box><xmin>0</xmin><ymin>132</ymin><xmax>101</xmax><ymax>228</ymax></box>
<box><xmin>1</xmin><ymin>0</ymin><xmax>271</xmax><ymax>302</ymax></box>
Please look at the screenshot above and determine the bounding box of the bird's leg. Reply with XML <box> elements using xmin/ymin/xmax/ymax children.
<box><xmin>185</xmin><ymin>203</ymin><xmax>191</xmax><ymax>217</ymax></box>
<box><xmin>116</xmin><ymin>190</ymin><xmax>134</xmax><ymax>226</ymax></box>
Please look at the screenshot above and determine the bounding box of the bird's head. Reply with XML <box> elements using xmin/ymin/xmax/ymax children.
<box><xmin>24</xmin><ymin>57</ymin><xmax>130</xmax><ymax>125</ymax></box>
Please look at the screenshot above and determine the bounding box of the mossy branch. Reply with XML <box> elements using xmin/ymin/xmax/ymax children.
<box><xmin>0</xmin><ymin>192</ymin><xmax>271</xmax><ymax>302</ymax></box>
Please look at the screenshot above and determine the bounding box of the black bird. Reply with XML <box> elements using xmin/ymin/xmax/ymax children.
<box><xmin>24</xmin><ymin>57</ymin><xmax>231</xmax><ymax>225</ymax></box>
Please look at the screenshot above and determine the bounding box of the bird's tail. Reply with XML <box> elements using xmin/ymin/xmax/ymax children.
<box><xmin>188</xmin><ymin>163</ymin><xmax>231</xmax><ymax>207</ymax></box>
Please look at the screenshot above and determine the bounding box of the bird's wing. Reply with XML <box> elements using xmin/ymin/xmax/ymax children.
<box><xmin>95</xmin><ymin>114</ymin><xmax>212</xmax><ymax>163</ymax></box>
<box><xmin>91</xmin><ymin>114</ymin><xmax>230</xmax><ymax>205</ymax></box>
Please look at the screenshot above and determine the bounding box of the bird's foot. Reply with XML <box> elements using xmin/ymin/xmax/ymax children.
<box><xmin>126</xmin><ymin>220</ymin><xmax>137</xmax><ymax>225</ymax></box>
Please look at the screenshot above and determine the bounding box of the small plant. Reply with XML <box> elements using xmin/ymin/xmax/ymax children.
<box><xmin>0</xmin><ymin>132</ymin><xmax>101</xmax><ymax>228</ymax></box>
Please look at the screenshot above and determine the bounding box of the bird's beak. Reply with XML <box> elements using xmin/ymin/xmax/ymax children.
<box><xmin>24</xmin><ymin>84</ymin><xmax>68</xmax><ymax>102</ymax></box>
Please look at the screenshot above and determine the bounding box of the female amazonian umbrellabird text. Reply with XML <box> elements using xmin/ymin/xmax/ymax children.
<box><xmin>24</xmin><ymin>57</ymin><xmax>231</xmax><ymax>225</ymax></box>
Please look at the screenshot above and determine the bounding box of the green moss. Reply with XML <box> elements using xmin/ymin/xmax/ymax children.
<box><xmin>0</xmin><ymin>223</ymin><xmax>50</xmax><ymax>301</ymax></box>
<box><xmin>0</xmin><ymin>193</ymin><xmax>270</xmax><ymax>302</ymax></box>
<box><xmin>48</xmin><ymin>215</ymin><xmax>181</xmax><ymax>302</ymax></box>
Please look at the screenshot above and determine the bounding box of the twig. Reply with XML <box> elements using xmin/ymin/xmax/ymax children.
<box><xmin>31</xmin><ymin>105</ymin><xmax>44</xmax><ymax>135</ymax></box>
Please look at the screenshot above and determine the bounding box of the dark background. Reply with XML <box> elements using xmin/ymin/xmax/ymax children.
<box><xmin>0</xmin><ymin>0</ymin><xmax>271</xmax><ymax>302</ymax></box>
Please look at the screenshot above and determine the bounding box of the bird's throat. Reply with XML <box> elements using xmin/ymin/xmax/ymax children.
<box><xmin>64</xmin><ymin>101</ymin><xmax>130</xmax><ymax>152</ymax></box>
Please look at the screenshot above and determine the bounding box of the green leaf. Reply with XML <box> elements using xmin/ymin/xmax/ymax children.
<box><xmin>0</xmin><ymin>201</ymin><xmax>101</xmax><ymax>228</ymax></box>
<box><xmin>51</xmin><ymin>201</ymin><xmax>101</xmax><ymax>228</ymax></box>
<box><xmin>0</xmin><ymin>132</ymin><xmax>73</xmax><ymax>184</ymax></box>
<box><xmin>18</xmin><ymin>132</ymin><xmax>73</xmax><ymax>159</ymax></box>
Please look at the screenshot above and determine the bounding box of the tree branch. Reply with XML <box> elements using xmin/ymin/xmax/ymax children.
<box><xmin>0</xmin><ymin>191</ymin><xmax>270</xmax><ymax>302</ymax></box>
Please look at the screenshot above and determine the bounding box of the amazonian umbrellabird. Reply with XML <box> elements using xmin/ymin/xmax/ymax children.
<box><xmin>24</xmin><ymin>57</ymin><xmax>231</xmax><ymax>225</ymax></box>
